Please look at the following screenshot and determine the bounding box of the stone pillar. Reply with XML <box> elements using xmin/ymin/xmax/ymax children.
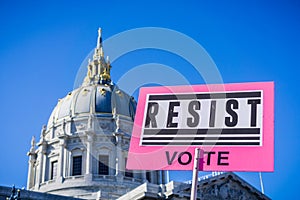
<box><xmin>115</xmin><ymin>135</ymin><xmax>124</xmax><ymax>181</ymax></box>
<box><xmin>151</xmin><ymin>171</ymin><xmax>156</xmax><ymax>184</ymax></box>
<box><xmin>38</xmin><ymin>147</ymin><xmax>44</xmax><ymax>183</ymax></box>
<box><xmin>41</xmin><ymin>143</ymin><xmax>47</xmax><ymax>183</ymax></box>
<box><xmin>34</xmin><ymin>150</ymin><xmax>41</xmax><ymax>189</ymax></box>
<box><xmin>57</xmin><ymin>138</ymin><xmax>65</xmax><ymax>182</ymax></box>
<box><xmin>27</xmin><ymin>158</ymin><xmax>35</xmax><ymax>189</ymax></box>
<box><xmin>63</xmin><ymin>147</ymin><xmax>68</xmax><ymax>177</ymax></box>
<box><xmin>34</xmin><ymin>140</ymin><xmax>47</xmax><ymax>189</ymax></box>
<box><xmin>141</xmin><ymin>170</ymin><xmax>147</xmax><ymax>182</ymax></box>
<box><xmin>113</xmin><ymin>115</ymin><xmax>124</xmax><ymax>181</ymax></box>
<box><xmin>27</xmin><ymin>138</ymin><xmax>37</xmax><ymax>189</ymax></box>
<box><xmin>33</xmin><ymin>126</ymin><xmax>48</xmax><ymax>189</ymax></box>
<box><xmin>158</xmin><ymin>171</ymin><xmax>162</xmax><ymax>184</ymax></box>
<box><xmin>86</xmin><ymin>132</ymin><xmax>94</xmax><ymax>175</ymax></box>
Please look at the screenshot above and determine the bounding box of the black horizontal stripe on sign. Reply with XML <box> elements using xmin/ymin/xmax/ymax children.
<box><xmin>141</xmin><ymin>142</ymin><xmax>260</xmax><ymax>146</ymax></box>
<box><xmin>148</xmin><ymin>91</ymin><xmax>261</xmax><ymax>101</ymax></box>
<box><xmin>143</xmin><ymin>128</ymin><xmax>260</xmax><ymax>135</ymax></box>
<box><xmin>142</xmin><ymin>137</ymin><xmax>260</xmax><ymax>141</ymax></box>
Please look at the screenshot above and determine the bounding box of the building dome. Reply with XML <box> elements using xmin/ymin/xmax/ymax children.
<box><xmin>47</xmin><ymin>84</ymin><xmax>136</xmax><ymax>129</ymax></box>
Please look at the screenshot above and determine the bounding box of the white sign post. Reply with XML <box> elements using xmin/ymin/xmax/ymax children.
<box><xmin>190</xmin><ymin>148</ymin><xmax>201</xmax><ymax>200</ymax></box>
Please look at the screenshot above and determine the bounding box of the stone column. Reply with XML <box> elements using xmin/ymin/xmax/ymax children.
<box><xmin>158</xmin><ymin>171</ymin><xmax>162</xmax><ymax>184</ymax></box>
<box><xmin>141</xmin><ymin>170</ymin><xmax>147</xmax><ymax>182</ymax></box>
<box><xmin>34</xmin><ymin>140</ymin><xmax>47</xmax><ymax>189</ymax></box>
<box><xmin>150</xmin><ymin>171</ymin><xmax>155</xmax><ymax>184</ymax></box>
<box><xmin>34</xmin><ymin>151</ymin><xmax>41</xmax><ymax>189</ymax></box>
<box><xmin>63</xmin><ymin>147</ymin><xmax>68</xmax><ymax>177</ymax></box>
<box><xmin>41</xmin><ymin>143</ymin><xmax>47</xmax><ymax>183</ymax></box>
<box><xmin>113</xmin><ymin>115</ymin><xmax>124</xmax><ymax>181</ymax></box>
<box><xmin>115</xmin><ymin>135</ymin><xmax>124</xmax><ymax>181</ymax></box>
<box><xmin>27</xmin><ymin>142</ymin><xmax>37</xmax><ymax>189</ymax></box>
<box><xmin>27</xmin><ymin>158</ymin><xmax>35</xmax><ymax>189</ymax></box>
<box><xmin>85</xmin><ymin>132</ymin><xmax>94</xmax><ymax>175</ymax></box>
<box><xmin>38</xmin><ymin>147</ymin><xmax>44</xmax><ymax>183</ymax></box>
<box><xmin>57</xmin><ymin>138</ymin><xmax>65</xmax><ymax>182</ymax></box>
<box><xmin>34</xmin><ymin>126</ymin><xmax>47</xmax><ymax>188</ymax></box>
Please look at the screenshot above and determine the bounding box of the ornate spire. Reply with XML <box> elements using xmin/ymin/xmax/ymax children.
<box><xmin>97</xmin><ymin>28</ymin><xmax>102</xmax><ymax>49</ymax></box>
<box><xmin>93</xmin><ymin>28</ymin><xmax>104</xmax><ymax>60</ymax></box>
<box><xmin>83</xmin><ymin>28</ymin><xmax>112</xmax><ymax>86</ymax></box>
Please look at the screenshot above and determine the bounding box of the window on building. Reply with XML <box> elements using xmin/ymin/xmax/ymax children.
<box><xmin>50</xmin><ymin>161</ymin><xmax>58</xmax><ymax>180</ymax></box>
<box><xmin>125</xmin><ymin>158</ymin><xmax>133</xmax><ymax>178</ymax></box>
<box><xmin>146</xmin><ymin>171</ymin><xmax>151</xmax><ymax>182</ymax></box>
<box><xmin>72</xmin><ymin>156</ymin><xmax>82</xmax><ymax>176</ymax></box>
<box><xmin>99</xmin><ymin>155</ymin><xmax>109</xmax><ymax>175</ymax></box>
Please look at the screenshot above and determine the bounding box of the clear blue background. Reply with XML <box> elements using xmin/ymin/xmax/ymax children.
<box><xmin>0</xmin><ymin>0</ymin><xmax>299</xmax><ymax>199</ymax></box>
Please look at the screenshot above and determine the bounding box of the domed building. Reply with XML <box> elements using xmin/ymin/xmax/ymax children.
<box><xmin>26</xmin><ymin>28</ymin><xmax>167</xmax><ymax>200</ymax></box>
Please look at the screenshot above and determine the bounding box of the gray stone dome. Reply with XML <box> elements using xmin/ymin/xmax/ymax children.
<box><xmin>47</xmin><ymin>84</ymin><xmax>136</xmax><ymax>128</ymax></box>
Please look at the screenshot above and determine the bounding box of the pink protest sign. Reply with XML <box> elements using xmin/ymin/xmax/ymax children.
<box><xmin>127</xmin><ymin>82</ymin><xmax>274</xmax><ymax>171</ymax></box>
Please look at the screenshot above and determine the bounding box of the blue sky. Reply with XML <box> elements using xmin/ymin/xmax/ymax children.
<box><xmin>0</xmin><ymin>0</ymin><xmax>299</xmax><ymax>199</ymax></box>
